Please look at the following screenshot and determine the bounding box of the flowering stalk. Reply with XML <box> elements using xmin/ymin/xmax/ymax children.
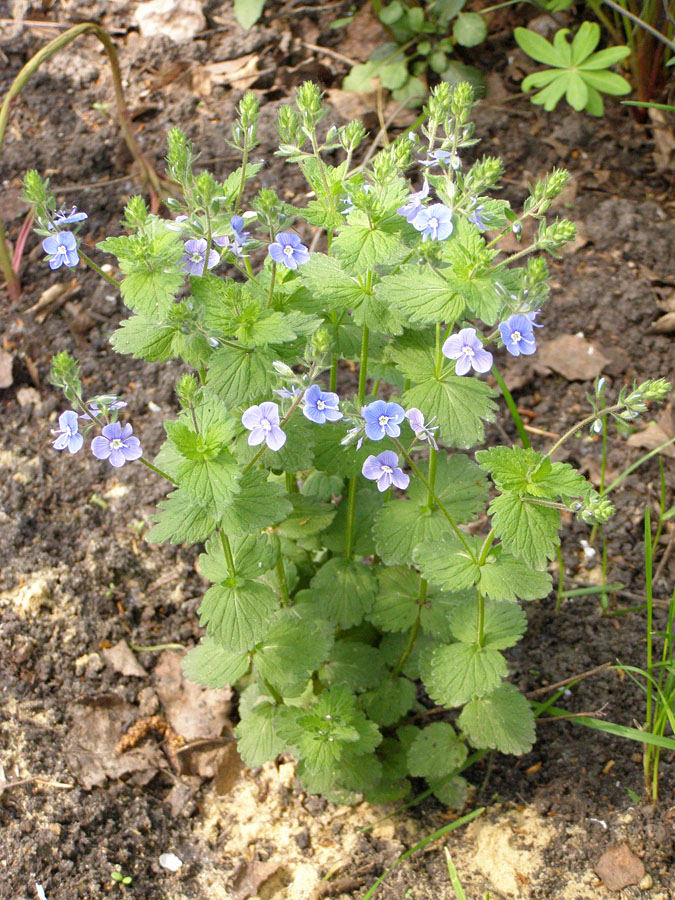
<box><xmin>345</xmin><ymin>324</ymin><xmax>370</xmax><ymax>561</ymax></box>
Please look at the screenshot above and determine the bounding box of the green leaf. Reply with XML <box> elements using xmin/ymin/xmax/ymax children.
<box><xmin>414</xmin><ymin>534</ymin><xmax>483</xmax><ymax>591</ymax></box>
<box><xmin>343</xmin><ymin>62</ymin><xmax>380</xmax><ymax>93</ymax></box>
<box><xmin>453</xmin><ymin>12</ymin><xmax>486</xmax><ymax>47</ymax></box>
<box><xmin>319</xmin><ymin>641</ymin><xmax>387</xmax><ymax>691</ymax></box>
<box><xmin>405</xmin><ymin>374</ymin><xmax>497</xmax><ymax>449</ymax></box>
<box><xmin>360</xmin><ymin>676</ymin><xmax>416</xmax><ymax>726</ymax></box>
<box><xmin>178</xmin><ymin>452</ymin><xmax>240</xmax><ymax>516</ymax></box>
<box><xmin>299</xmin><ymin>254</ymin><xmax>369</xmax><ymax>311</ymax></box>
<box><xmin>276</xmin><ymin>494</ymin><xmax>336</xmax><ymax>540</ymax></box>
<box><xmin>375</xmin><ymin>266</ymin><xmax>465</xmax><ymax>326</ymax></box>
<box><xmin>373</xmin><ymin>454</ymin><xmax>487</xmax><ymax>565</ymax></box>
<box><xmin>323</xmin><ymin>486</ymin><xmax>383</xmax><ymax>557</ymax></box>
<box><xmin>514</xmin><ymin>27</ymin><xmax>565</xmax><ymax>67</ymax></box>
<box><xmin>369</xmin><ymin>566</ymin><xmax>420</xmax><ymax>631</ymax></box>
<box><xmin>580</xmin><ymin>45</ymin><xmax>631</xmax><ymax>69</ymax></box>
<box><xmin>235</xmin><ymin>701</ymin><xmax>286</xmax><ymax>766</ymax></box>
<box><xmin>331</xmin><ymin>211</ymin><xmax>407</xmax><ymax>274</ymax></box>
<box><xmin>478</xmin><ymin>549</ymin><xmax>552</xmax><ymax>602</ymax></box>
<box><xmin>458</xmin><ymin>683</ymin><xmax>535</xmax><ymax>754</ymax></box>
<box><xmin>109</xmin><ymin>316</ymin><xmax>178</xmax><ymax>361</ymax></box>
<box><xmin>440</xmin><ymin>220</ymin><xmax>503</xmax><ymax>324</ymax></box>
<box><xmin>182</xmin><ymin>635</ymin><xmax>250</xmax><ymax>688</ymax></box>
<box><xmin>476</xmin><ymin>446</ymin><xmax>545</xmax><ymax>494</ymax></box>
<box><xmin>425</xmin><ymin>641</ymin><xmax>507</xmax><ymax>707</ymax></box>
<box><xmin>147</xmin><ymin>488</ymin><xmax>217</xmax><ymax>545</ymax></box>
<box><xmin>448</xmin><ymin>597</ymin><xmax>526</xmax><ymax>649</ymax></box>
<box><xmin>406</xmin><ymin>722</ymin><xmax>468</xmax><ymax>778</ymax></box>
<box><xmin>233</xmin><ymin>0</ymin><xmax>265</xmax><ymax>28</ymax></box>
<box><xmin>489</xmin><ymin>491</ymin><xmax>560</xmax><ymax>569</ymax></box>
<box><xmin>206</xmin><ymin>346</ymin><xmax>274</xmax><ymax>406</ymax></box>
<box><xmin>310</xmin><ymin>557</ymin><xmax>377</xmax><ymax>628</ymax></box>
<box><xmin>199</xmin><ymin>532</ymin><xmax>279</xmax><ymax>582</ymax></box>
<box><xmin>570</xmin><ymin>21</ymin><xmax>600</xmax><ymax>64</ymax></box>
<box><xmin>219</xmin><ymin>469</ymin><xmax>293</xmax><ymax>535</ymax></box>
<box><xmin>199</xmin><ymin>580</ymin><xmax>279</xmax><ymax>652</ymax></box>
<box><xmin>431</xmin><ymin>775</ymin><xmax>469</xmax><ymax>808</ymax></box>
<box><xmin>581</xmin><ymin>70</ymin><xmax>631</xmax><ymax>95</ymax></box>
<box><xmin>565</xmin><ymin>72</ymin><xmax>589</xmax><ymax>111</ymax></box>
<box><xmin>253</xmin><ymin>609</ymin><xmax>333</xmax><ymax>695</ymax></box>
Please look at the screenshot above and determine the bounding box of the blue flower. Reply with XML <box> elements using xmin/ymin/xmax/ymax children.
<box><xmin>213</xmin><ymin>234</ymin><xmax>246</xmax><ymax>258</ymax></box>
<box><xmin>442</xmin><ymin>328</ymin><xmax>493</xmax><ymax>376</ymax></box>
<box><xmin>91</xmin><ymin>422</ymin><xmax>142</xmax><ymax>467</ymax></box>
<box><xmin>524</xmin><ymin>309</ymin><xmax>543</xmax><ymax>327</ymax></box>
<box><xmin>420</xmin><ymin>149</ymin><xmax>453</xmax><ymax>168</ymax></box>
<box><xmin>468</xmin><ymin>203</ymin><xmax>488</xmax><ymax>230</ymax></box>
<box><xmin>181</xmin><ymin>238</ymin><xmax>220</xmax><ymax>275</ymax></box>
<box><xmin>411</xmin><ymin>203</ymin><xmax>454</xmax><ymax>241</ymax></box>
<box><xmin>242</xmin><ymin>402</ymin><xmax>286</xmax><ymax>451</ymax></box>
<box><xmin>405</xmin><ymin>408</ymin><xmax>439</xmax><ymax>450</ymax></box>
<box><xmin>42</xmin><ymin>232</ymin><xmax>79</xmax><ymax>270</ymax></box>
<box><xmin>50</xmin><ymin>206</ymin><xmax>88</xmax><ymax>229</ymax></box>
<box><xmin>230</xmin><ymin>215</ymin><xmax>250</xmax><ymax>244</ymax></box>
<box><xmin>166</xmin><ymin>215</ymin><xmax>190</xmax><ymax>232</ymax></box>
<box><xmin>302</xmin><ymin>384</ymin><xmax>343</xmax><ymax>424</ymax></box>
<box><xmin>397</xmin><ymin>181</ymin><xmax>430</xmax><ymax>223</ymax></box>
<box><xmin>362</xmin><ymin>451</ymin><xmax>409</xmax><ymax>492</ymax></box>
<box><xmin>52</xmin><ymin>410</ymin><xmax>84</xmax><ymax>454</ymax></box>
<box><xmin>268</xmin><ymin>233</ymin><xmax>310</xmax><ymax>270</ymax></box>
<box><xmin>81</xmin><ymin>396</ymin><xmax>127</xmax><ymax>420</ymax></box>
<box><xmin>274</xmin><ymin>385</ymin><xmax>302</xmax><ymax>400</ymax></box>
<box><xmin>362</xmin><ymin>400</ymin><xmax>405</xmax><ymax>441</ymax></box>
<box><xmin>499</xmin><ymin>314</ymin><xmax>537</xmax><ymax>357</ymax></box>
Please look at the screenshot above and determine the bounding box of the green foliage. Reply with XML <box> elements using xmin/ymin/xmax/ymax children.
<box><xmin>515</xmin><ymin>23</ymin><xmax>631</xmax><ymax>115</ymax></box>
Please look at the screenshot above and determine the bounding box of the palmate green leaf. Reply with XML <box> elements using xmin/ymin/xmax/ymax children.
<box><xmin>458</xmin><ymin>683</ymin><xmax>535</xmax><ymax>754</ymax></box>
<box><xmin>319</xmin><ymin>640</ymin><xmax>386</xmax><ymax>691</ymax></box>
<box><xmin>360</xmin><ymin>675</ymin><xmax>416</xmax><ymax>726</ymax></box>
<box><xmin>198</xmin><ymin>579</ymin><xmax>279</xmax><ymax>652</ymax></box>
<box><xmin>478</xmin><ymin>549</ymin><xmax>552</xmax><ymax>602</ymax></box>
<box><xmin>373</xmin><ymin>454</ymin><xmax>487</xmax><ymax>565</ymax></box>
<box><xmin>146</xmin><ymin>487</ymin><xmax>217</xmax><ymax>545</ymax></box>
<box><xmin>299</xmin><ymin>254</ymin><xmax>369</xmax><ymax>311</ymax></box>
<box><xmin>178</xmin><ymin>452</ymin><xmax>240</xmax><ymax>516</ymax></box>
<box><xmin>369</xmin><ymin>566</ymin><xmax>420</xmax><ymax>632</ymax></box>
<box><xmin>182</xmin><ymin>635</ymin><xmax>250</xmax><ymax>689</ymax></box>
<box><xmin>253</xmin><ymin>608</ymin><xmax>333</xmax><ymax>695</ymax></box>
<box><xmin>425</xmin><ymin>641</ymin><xmax>507</xmax><ymax>707</ymax></box>
<box><xmin>109</xmin><ymin>316</ymin><xmax>179</xmax><ymax>361</ymax></box>
<box><xmin>310</xmin><ymin>557</ymin><xmax>377</xmax><ymax>628</ymax></box>
<box><xmin>331</xmin><ymin>211</ymin><xmax>407</xmax><ymax>274</ymax></box>
<box><xmin>374</xmin><ymin>266</ymin><xmax>465</xmax><ymax>326</ymax></box>
<box><xmin>323</xmin><ymin>486</ymin><xmax>383</xmax><ymax>557</ymax></box>
<box><xmin>414</xmin><ymin>534</ymin><xmax>483</xmax><ymax>591</ymax></box>
<box><xmin>489</xmin><ymin>491</ymin><xmax>560</xmax><ymax>569</ymax></box>
<box><xmin>276</xmin><ymin>494</ymin><xmax>336</xmax><ymax>540</ymax></box>
<box><xmin>448</xmin><ymin>597</ymin><xmax>526</xmax><ymax>649</ymax></box>
<box><xmin>219</xmin><ymin>469</ymin><xmax>292</xmax><ymax>535</ymax></box>
<box><xmin>404</xmin><ymin>376</ymin><xmax>497</xmax><ymax>449</ymax></box>
<box><xmin>235</xmin><ymin>701</ymin><xmax>286</xmax><ymax>767</ymax></box>
<box><xmin>440</xmin><ymin>219</ymin><xmax>502</xmax><ymax>324</ymax></box>
<box><xmin>199</xmin><ymin>532</ymin><xmax>279</xmax><ymax>582</ymax></box>
<box><xmin>206</xmin><ymin>345</ymin><xmax>275</xmax><ymax>406</ymax></box>
<box><xmin>406</xmin><ymin>722</ymin><xmax>468</xmax><ymax>778</ymax></box>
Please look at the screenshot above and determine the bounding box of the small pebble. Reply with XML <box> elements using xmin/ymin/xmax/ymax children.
<box><xmin>159</xmin><ymin>852</ymin><xmax>183</xmax><ymax>872</ymax></box>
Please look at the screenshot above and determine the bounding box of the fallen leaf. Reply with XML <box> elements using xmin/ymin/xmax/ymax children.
<box><xmin>102</xmin><ymin>640</ymin><xmax>146</xmax><ymax>677</ymax></box>
<box><xmin>232</xmin><ymin>860</ymin><xmax>283</xmax><ymax>900</ymax></box>
<box><xmin>649</xmin><ymin>311</ymin><xmax>675</xmax><ymax>333</ymax></box>
<box><xmin>66</xmin><ymin>696</ymin><xmax>163</xmax><ymax>789</ymax></box>
<box><xmin>0</xmin><ymin>350</ymin><xmax>13</xmax><ymax>388</ymax></box>
<box><xmin>537</xmin><ymin>334</ymin><xmax>609</xmax><ymax>381</ymax></box>
<box><xmin>191</xmin><ymin>54</ymin><xmax>260</xmax><ymax>97</ymax></box>
<box><xmin>340</xmin><ymin>4</ymin><xmax>389</xmax><ymax>63</ymax></box>
<box><xmin>626</xmin><ymin>420</ymin><xmax>675</xmax><ymax>458</ymax></box>
<box><xmin>154</xmin><ymin>650</ymin><xmax>233</xmax><ymax>742</ymax></box>
<box><xmin>595</xmin><ymin>843</ymin><xmax>645</xmax><ymax>891</ymax></box>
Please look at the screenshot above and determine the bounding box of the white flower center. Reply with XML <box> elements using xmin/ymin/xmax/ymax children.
<box><xmin>381</xmin><ymin>465</ymin><xmax>393</xmax><ymax>474</ymax></box>
<box><xmin>261</xmin><ymin>418</ymin><xmax>272</xmax><ymax>432</ymax></box>
<box><xmin>284</xmin><ymin>245</ymin><xmax>295</xmax><ymax>256</ymax></box>
<box><xmin>111</xmin><ymin>439</ymin><xmax>124</xmax><ymax>450</ymax></box>
<box><xmin>462</xmin><ymin>346</ymin><xmax>475</xmax><ymax>358</ymax></box>
<box><xmin>378</xmin><ymin>415</ymin><xmax>390</xmax><ymax>427</ymax></box>
<box><xmin>429</xmin><ymin>217</ymin><xmax>439</xmax><ymax>229</ymax></box>
<box><xmin>512</xmin><ymin>331</ymin><xmax>522</xmax><ymax>342</ymax></box>
<box><xmin>316</xmin><ymin>400</ymin><xmax>325</xmax><ymax>410</ymax></box>
<box><xmin>56</xmin><ymin>245</ymin><xmax>68</xmax><ymax>257</ymax></box>
<box><xmin>190</xmin><ymin>251</ymin><xmax>203</xmax><ymax>262</ymax></box>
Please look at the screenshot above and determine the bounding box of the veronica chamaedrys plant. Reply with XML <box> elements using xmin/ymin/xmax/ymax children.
<box><xmin>30</xmin><ymin>82</ymin><xmax>670</xmax><ymax>807</ymax></box>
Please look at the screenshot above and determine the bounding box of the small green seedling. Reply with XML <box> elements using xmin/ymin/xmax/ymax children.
<box><xmin>111</xmin><ymin>870</ymin><xmax>132</xmax><ymax>886</ymax></box>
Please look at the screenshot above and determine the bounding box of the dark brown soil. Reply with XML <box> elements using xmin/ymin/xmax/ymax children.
<box><xmin>1</xmin><ymin>2</ymin><xmax>674</xmax><ymax>898</ymax></box>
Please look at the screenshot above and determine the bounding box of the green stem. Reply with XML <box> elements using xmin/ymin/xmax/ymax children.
<box><xmin>139</xmin><ymin>456</ymin><xmax>178</xmax><ymax>485</ymax></box>
<box><xmin>477</xmin><ymin>529</ymin><xmax>496</xmax><ymax>565</ymax></box>
<box><xmin>491</xmin><ymin>365</ymin><xmax>531</xmax><ymax>449</ymax></box>
<box><xmin>545</xmin><ymin>402</ymin><xmax>626</xmax><ymax>459</ymax></box>
<box><xmin>476</xmin><ymin>590</ymin><xmax>486</xmax><ymax>647</ymax></box>
<box><xmin>235</xmin><ymin>143</ymin><xmax>249</xmax><ymax>214</ymax></box>
<box><xmin>644</xmin><ymin>506</ymin><xmax>654</xmax><ymax>794</ymax></box>
<box><xmin>78</xmin><ymin>249</ymin><xmax>121</xmax><ymax>288</ymax></box>
<box><xmin>220</xmin><ymin>530</ymin><xmax>235</xmax><ymax>577</ymax></box>
<box><xmin>266</xmin><ymin>261</ymin><xmax>276</xmax><ymax>309</ymax></box>
<box><xmin>426</xmin><ymin>447</ymin><xmax>438</xmax><ymax>509</ymax></box>
<box><xmin>392</xmin><ymin>597</ymin><xmax>423</xmax><ymax>677</ymax></box>
<box><xmin>329</xmin><ymin>356</ymin><xmax>338</xmax><ymax>393</ymax></box>
<box><xmin>276</xmin><ymin>557</ymin><xmax>290</xmax><ymax>607</ymax></box>
<box><xmin>345</xmin><ymin>324</ymin><xmax>370</xmax><ymax>560</ymax></box>
<box><xmin>555</xmin><ymin>545</ymin><xmax>565</xmax><ymax>611</ymax></box>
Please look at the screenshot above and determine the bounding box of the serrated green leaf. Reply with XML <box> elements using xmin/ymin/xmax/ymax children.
<box><xmin>178</xmin><ymin>452</ymin><xmax>240</xmax><ymax>516</ymax></box>
<box><xmin>220</xmin><ymin>469</ymin><xmax>293</xmax><ymax>535</ymax></box>
<box><xmin>425</xmin><ymin>641</ymin><xmax>507</xmax><ymax>706</ymax></box>
<box><xmin>404</xmin><ymin>376</ymin><xmax>497</xmax><ymax>449</ymax></box>
<box><xmin>478</xmin><ymin>549</ymin><xmax>552</xmax><ymax>602</ymax></box>
<box><xmin>374</xmin><ymin>266</ymin><xmax>465</xmax><ymax>326</ymax></box>
<box><xmin>182</xmin><ymin>636</ymin><xmax>250</xmax><ymax>688</ymax></box>
<box><xmin>323</xmin><ymin>486</ymin><xmax>383</xmax><ymax>557</ymax></box>
<box><xmin>253</xmin><ymin>609</ymin><xmax>333</xmax><ymax>695</ymax></box>
<box><xmin>406</xmin><ymin>722</ymin><xmax>468</xmax><ymax>778</ymax></box>
<box><xmin>276</xmin><ymin>494</ymin><xmax>336</xmax><ymax>539</ymax></box>
<box><xmin>369</xmin><ymin>566</ymin><xmax>420</xmax><ymax>632</ymax></box>
<box><xmin>440</xmin><ymin>219</ymin><xmax>502</xmax><ymax>323</ymax></box>
<box><xmin>299</xmin><ymin>254</ymin><xmax>369</xmax><ymax>311</ymax></box>
<box><xmin>458</xmin><ymin>683</ymin><xmax>535</xmax><ymax>754</ymax></box>
<box><xmin>206</xmin><ymin>345</ymin><xmax>274</xmax><ymax>406</ymax></box>
<box><xmin>310</xmin><ymin>557</ymin><xmax>377</xmax><ymax>628</ymax></box>
<box><xmin>431</xmin><ymin>775</ymin><xmax>469</xmax><ymax>808</ymax></box>
<box><xmin>235</xmin><ymin>701</ymin><xmax>286</xmax><ymax>766</ymax></box>
<box><xmin>199</xmin><ymin>579</ymin><xmax>279</xmax><ymax>652</ymax></box>
<box><xmin>199</xmin><ymin>532</ymin><xmax>279</xmax><ymax>582</ymax></box>
<box><xmin>448</xmin><ymin>597</ymin><xmax>526</xmax><ymax>649</ymax></box>
<box><xmin>489</xmin><ymin>491</ymin><xmax>560</xmax><ymax>569</ymax></box>
<box><xmin>420</xmin><ymin>588</ymin><xmax>471</xmax><ymax>641</ymax></box>
<box><xmin>331</xmin><ymin>211</ymin><xmax>407</xmax><ymax>274</ymax></box>
<box><xmin>319</xmin><ymin>640</ymin><xmax>386</xmax><ymax>691</ymax></box>
<box><xmin>360</xmin><ymin>676</ymin><xmax>416</xmax><ymax>726</ymax></box>
<box><xmin>110</xmin><ymin>316</ymin><xmax>178</xmax><ymax>361</ymax></box>
<box><xmin>414</xmin><ymin>535</ymin><xmax>483</xmax><ymax>591</ymax></box>
<box><xmin>475</xmin><ymin>446</ymin><xmax>545</xmax><ymax>494</ymax></box>
<box><xmin>147</xmin><ymin>488</ymin><xmax>217</xmax><ymax>545</ymax></box>
<box><xmin>380</xmin><ymin>631</ymin><xmax>440</xmax><ymax>681</ymax></box>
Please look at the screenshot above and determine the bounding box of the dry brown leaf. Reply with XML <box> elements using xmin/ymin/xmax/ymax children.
<box><xmin>102</xmin><ymin>639</ymin><xmax>146</xmax><ymax>677</ymax></box>
<box><xmin>340</xmin><ymin>4</ymin><xmax>389</xmax><ymax>63</ymax></box>
<box><xmin>649</xmin><ymin>311</ymin><xmax>675</xmax><ymax>333</ymax></box>
<box><xmin>191</xmin><ymin>54</ymin><xmax>260</xmax><ymax>97</ymax></box>
<box><xmin>325</xmin><ymin>88</ymin><xmax>376</xmax><ymax>122</ymax></box>
<box><xmin>66</xmin><ymin>696</ymin><xmax>164</xmax><ymax>789</ymax></box>
<box><xmin>626</xmin><ymin>420</ymin><xmax>675</xmax><ymax>458</ymax></box>
<box><xmin>537</xmin><ymin>334</ymin><xmax>609</xmax><ymax>381</ymax></box>
<box><xmin>153</xmin><ymin>650</ymin><xmax>233</xmax><ymax>742</ymax></box>
<box><xmin>231</xmin><ymin>859</ymin><xmax>283</xmax><ymax>900</ymax></box>
<box><xmin>595</xmin><ymin>844</ymin><xmax>644</xmax><ymax>891</ymax></box>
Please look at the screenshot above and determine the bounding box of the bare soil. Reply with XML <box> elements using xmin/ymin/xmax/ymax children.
<box><xmin>1</xmin><ymin>2</ymin><xmax>674</xmax><ymax>898</ymax></box>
